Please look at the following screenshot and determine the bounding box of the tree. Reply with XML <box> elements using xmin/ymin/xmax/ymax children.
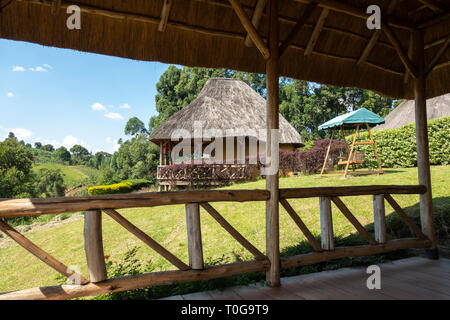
<box><xmin>34</xmin><ymin>168</ymin><xmax>66</xmax><ymax>197</ymax></box>
<box><xmin>55</xmin><ymin>146</ymin><xmax>71</xmax><ymax>163</ymax></box>
<box><xmin>90</xmin><ymin>151</ymin><xmax>112</xmax><ymax>169</ymax></box>
<box><xmin>34</xmin><ymin>142</ymin><xmax>42</xmax><ymax>149</ymax></box>
<box><xmin>42</xmin><ymin>144</ymin><xmax>55</xmax><ymax>152</ymax></box>
<box><xmin>70</xmin><ymin>144</ymin><xmax>91</xmax><ymax>165</ymax></box>
<box><xmin>125</xmin><ymin>117</ymin><xmax>148</xmax><ymax>137</ymax></box>
<box><xmin>0</xmin><ymin>138</ymin><xmax>35</xmax><ymax>198</ymax></box>
<box><xmin>7</xmin><ymin>132</ymin><xmax>17</xmax><ymax>141</ymax></box>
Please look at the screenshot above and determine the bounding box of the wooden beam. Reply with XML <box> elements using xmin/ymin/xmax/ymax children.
<box><xmin>404</xmin><ymin>32</ymin><xmax>414</xmax><ymax>83</ymax></box>
<box><xmin>279</xmin><ymin>199</ymin><xmax>322</xmax><ymax>252</ymax></box>
<box><xmin>158</xmin><ymin>0</ymin><xmax>172</xmax><ymax>32</ymax></box>
<box><xmin>265</xmin><ymin>0</ymin><xmax>280</xmax><ymax>288</ymax></box>
<box><xmin>417</xmin><ymin>11</ymin><xmax>450</xmax><ymax>29</ymax></box>
<box><xmin>294</xmin><ymin>0</ymin><xmax>414</xmax><ymax>30</ymax></box>
<box><xmin>281</xmin><ymin>238</ymin><xmax>431</xmax><ymax>269</ymax></box>
<box><xmin>0</xmin><ymin>189</ymin><xmax>270</xmax><ymax>218</ymax></box>
<box><xmin>200</xmin><ymin>202</ymin><xmax>266</xmax><ymax>260</ymax></box>
<box><xmin>383</xmin><ymin>194</ymin><xmax>427</xmax><ymax>239</ymax></box>
<box><xmin>372</xmin><ymin>195</ymin><xmax>386</xmax><ymax>244</ymax></box>
<box><xmin>331</xmin><ymin>197</ymin><xmax>378</xmax><ymax>245</ymax></box>
<box><xmin>0</xmin><ymin>219</ymin><xmax>89</xmax><ymax>284</ymax></box>
<box><xmin>382</xmin><ymin>22</ymin><xmax>419</xmax><ymax>78</ymax></box>
<box><xmin>279</xmin><ymin>185</ymin><xmax>427</xmax><ymax>199</ymax></box>
<box><xmin>103</xmin><ymin>209</ymin><xmax>189</xmax><ymax>271</ymax></box>
<box><xmin>0</xmin><ymin>259</ymin><xmax>269</xmax><ymax>300</ymax></box>
<box><xmin>244</xmin><ymin>0</ymin><xmax>266</xmax><ymax>47</ymax></box>
<box><xmin>228</xmin><ymin>0</ymin><xmax>270</xmax><ymax>59</ymax></box>
<box><xmin>304</xmin><ymin>8</ymin><xmax>329</xmax><ymax>56</ymax></box>
<box><xmin>0</xmin><ymin>0</ymin><xmax>14</xmax><ymax>10</ymax></box>
<box><xmin>185</xmin><ymin>203</ymin><xmax>204</xmax><ymax>270</ymax></box>
<box><xmin>279</xmin><ymin>3</ymin><xmax>316</xmax><ymax>56</ymax></box>
<box><xmin>357</xmin><ymin>0</ymin><xmax>399</xmax><ymax>65</ymax></box>
<box><xmin>424</xmin><ymin>36</ymin><xmax>450</xmax><ymax>76</ymax></box>
<box><xmin>412</xmin><ymin>29</ymin><xmax>437</xmax><ymax>254</ymax></box>
<box><xmin>84</xmin><ymin>210</ymin><xmax>107</xmax><ymax>283</ymax></box>
<box><xmin>319</xmin><ymin>197</ymin><xmax>334</xmax><ymax>250</ymax></box>
<box><xmin>417</xmin><ymin>0</ymin><xmax>447</xmax><ymax>12</ymax></box>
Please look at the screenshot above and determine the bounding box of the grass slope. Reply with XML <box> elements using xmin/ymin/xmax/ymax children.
<box><xmin>33</xmin><ymin>163</ymin><xmax>100</xmax><ymax>187</ymax></box>
<box><xmin>0</xmin><ymin>166</ymin><xmax>449</xmax><ymax>294</ymax></box>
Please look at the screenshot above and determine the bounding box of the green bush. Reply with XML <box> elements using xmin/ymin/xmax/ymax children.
<box><xmin>88</xmin><ymin>179</ymin><xmax>153</xmax><ymax>195</ymax></box>
<box><xmin>347</xmin><ymin>116</ymin><xmax>450</xmax><ymax>168</ymax></box>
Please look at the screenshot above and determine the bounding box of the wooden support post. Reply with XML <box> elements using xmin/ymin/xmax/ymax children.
<box><xmin>373</xmin><ymin>195</ymin><xmax>386</xmax><ymax>244</ymax></box>
<box><xmin>366</xmin><ymin>123</ymin><xmax>383</xmax><ymax>174</ymax></box>
<box><xmin>185</xmin><ymin>203</ymin><xmax>204</xmax><ymax>269</ymax></box>
<box><xmin>319</xmin><ymin>197</ymin><xmax>334</xmax><ymax>250</ymax></box>
<box><xmin>84</xmin><ymin>210</ymin><xmax>107</xmax><ymax>283</ymax></box>
<box><xmin>344</xmin><ymin>124</ymin><xmax>359</xmax><ymax>178</ymax></box>
<box><xmin>412</xmin><ymin>29</ymin><xmax>438</xmax><ymax>259</ymax></box>
<box><xmin>304</xmin><ymin>7</ymin><xmax>329</xmax><ymax>56</ymax></box>
<box><xmin>265</xmin><ymin>0</ymin><xmax>280</xmax><ymax>287</ymax></box>
<box><xmin>320</xmin><ymin>127</ymin><xmax>335</xmax><ymax>176</ymax></box>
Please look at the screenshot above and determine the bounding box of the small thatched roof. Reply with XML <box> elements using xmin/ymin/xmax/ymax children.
<box><xmin>1</xmin><ymin>1</ymin><xmax>449</xmax><ymax>99</ymax></box>
<box><xmin>149</xmin><ymin>78</ymin><xmax>304</xmax><ymax>147</ymax></box>
<box><xmin>374</xmin><ymin>93</ymin><xmax>450</xmax><ymax>130</ymax></box>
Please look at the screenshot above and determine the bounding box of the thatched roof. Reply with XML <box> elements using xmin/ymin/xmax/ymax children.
<box><xmin>1</xmin><ymin>1</ymin><xmax>449</xmax><ymax>99</ymax></box>
<box><xmin>149</xmin><ymin>78</ymin><xmax>304</xmax><ymax>146</ymax></box>
<box><xmin>374</xmin><ymin>93</ymin><xmax>450</xmax><ymax>130</ymax></box>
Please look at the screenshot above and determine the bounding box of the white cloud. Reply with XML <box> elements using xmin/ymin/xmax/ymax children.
<box><xmin>91</xmin><ymin>102</ymin><xmax>107</xmax><ymax>111</ymax></box>
<box><xmin>13</xmin><ymin>66</ymin><xmax>25</xmax><ymax>72</ymax></box>
<box><xmin>7</xmin><ymin>92</ymin><xmax>14</xmax><ymax>98</ymax></box>
<box><xmin>106</xmin><ymin>137</ymin><xmax>120</xmax><ymax>153</ymax></box>
<box><xmin>104</xmin><ymin>112</ymin><xmax>124</xmax><ymax>120</ymax></box>
<box><xmin>119</xmin><ymin>103</ymin><xmax>131</xmax><ymax>109</ymax></box>
<box><xmin>43</xmin><ymin>64</ymin><xmax>53</xmax><ymax>69</ymax></box>
<box><xmin>63</xmin><ymin>135</ymin><xmax>79</xmax><ymax>148</ymax></box>
<box><xmin>10</xmin><ymin>128</ymin><xmax>33</xmax><ymax>140</ymax></box>
<box><xmin>29</xmin><ymin>66</ymin><xmax>46</xmax><ymax>72</ymax></box>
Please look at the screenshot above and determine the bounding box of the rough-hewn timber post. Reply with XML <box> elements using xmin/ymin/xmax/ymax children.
<box><xmin>84</xmin><ymin>210</ymin><xmax>107</xmax><ymax>283</ymax></box>
<box><xmin>412</xmin><ymin>30</ymin><xmax>438</xmax><ymax>259</ymax></box>
<box><xmin>265</xmin><ymin>0</ymin><xmax>280</xmax><ymax>287</ymax></box>
<box><xmin>185</xmin><ymin>203</ymin><xmax>204</xmax><ymax>269</ymax></box>
<box><xmin>319</xmin><ymin>197</ymin><xmax>334</xmax><ymax>250</ymax></box>
<box><xmin>373</xmin><ymin>195</ymin><xmax>386</xmax><ymax>244</ymax></box>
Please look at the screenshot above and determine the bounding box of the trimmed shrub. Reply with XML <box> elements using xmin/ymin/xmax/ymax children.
<box><xmin>88</xmin><ymin>179</ymin><xmax>152</xmax><ymax>195</ymax></box>
<box><xmin>346</xmin><ymin>116</ymin><xmax>450</xmax><ymax>168</ymax></box>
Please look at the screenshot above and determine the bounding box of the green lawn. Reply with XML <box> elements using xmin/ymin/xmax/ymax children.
<box><xmin>0</xmin><ymin>166</ymin><xmax>449</xmax><ymax>294</ymax></box>
<box><xmin>33</xmin><ymin>163</ymin><xmax>100</xmax><ymax>187</ymax></box>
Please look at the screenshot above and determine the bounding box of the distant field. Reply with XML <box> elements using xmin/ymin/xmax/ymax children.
<box><xmin>33</xmin><ymin>163</ymin><xmax>100</xmax><ymax>187</ymax></box>
<box><xmin>0</xmin><ymin>166</ymin><xmax>448</xmax><ymax>294</ymax></box>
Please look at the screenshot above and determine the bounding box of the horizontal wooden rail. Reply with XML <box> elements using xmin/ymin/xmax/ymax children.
<box><xmin>0</xmin><ymin>189</ymin><xmax>270</xmax><ymax>218</ymax></box>
<box><xmin>0</xmin><ymin>259</ymin><xmax>270</xmax><ymax>300</ymax></box>
<box><xmin>280</xmin><ymin>185</ymin><xmax>426</xmax><ymax>199</ymax></box>
<box><xmin>281</xmin><ymin>238</ymin><xmax>431</xmax><ymax>269</ymax></box>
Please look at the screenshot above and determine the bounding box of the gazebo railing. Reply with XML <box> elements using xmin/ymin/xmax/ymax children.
<box><xmin>0</xmin><ymin>185</ymin><xmax>430</xmax><ymax>300</ymax></box>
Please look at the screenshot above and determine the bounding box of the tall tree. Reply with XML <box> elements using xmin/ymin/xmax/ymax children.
<box><xmin>125</xmin><ymin>117</ymin><xmax>148</xmax><ymax>137</ymax></box>
<box><xmin>70</xmin><ymin>144</ymin><xmax>91</xmax><ymax>165</ymax></box>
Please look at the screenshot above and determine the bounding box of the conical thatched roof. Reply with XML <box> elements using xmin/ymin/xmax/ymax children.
<box><xmin>374</xmin><ymin>93</ymin><xmax>450</xmax><ymax>130</ymax></box>
<box><xmin>1</xmin><ymin>1</ymin><xmax>449</xmax><ymax>99</ymax></box>
<box><xmin>149</xmin><ymin>78</ymin><xmax>304</xmax><ymax>146</ymax></box>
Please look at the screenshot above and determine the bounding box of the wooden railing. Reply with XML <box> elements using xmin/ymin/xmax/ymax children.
<box><xmin>0</xmin><ymin>185</ymin><xmax>430</xmax><ymax>300</ymax></box>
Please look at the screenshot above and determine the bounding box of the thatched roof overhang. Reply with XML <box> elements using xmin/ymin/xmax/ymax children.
<box><xmin>1</xmin><ymin>0</ymin><xmax>449</xmax><ymax>99</ymax></box>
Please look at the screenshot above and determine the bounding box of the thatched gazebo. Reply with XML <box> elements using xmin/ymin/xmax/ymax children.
<box><xmin>375</xmin><ymin>93</ymin><xmax>450</xmax><ymax>130</ymax></box>
<box><xmin>1</xmin><ymin>0</ymin><xmax>449</xmax><ymax>297</ymax></box>
<box><xmin>149</xmin><ymin>78</ymin><xmax>303</xmax><ymax>185</ymax></box>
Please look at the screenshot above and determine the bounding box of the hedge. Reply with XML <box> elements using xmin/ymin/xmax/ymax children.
<box><xmin>346</xmin><ymin>116</ymin><xmax>450</xmax><ymax>168</ymax></box>
<box><xmin>88</xmin><ymin>179</ymin><xmax>152</xmax><ymax>195</ymax></box>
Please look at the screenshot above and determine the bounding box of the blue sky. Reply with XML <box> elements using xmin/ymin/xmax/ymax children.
<box><xmin>0</xmin><ymin>39</ymin><xmax>169</xmax><ymax>153</ymax></box>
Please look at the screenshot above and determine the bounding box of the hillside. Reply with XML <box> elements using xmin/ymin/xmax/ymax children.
<box><xmin>32</xmin><ymin>163</ymin><xmax>100</xmax><ymax>188</ymax></box>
